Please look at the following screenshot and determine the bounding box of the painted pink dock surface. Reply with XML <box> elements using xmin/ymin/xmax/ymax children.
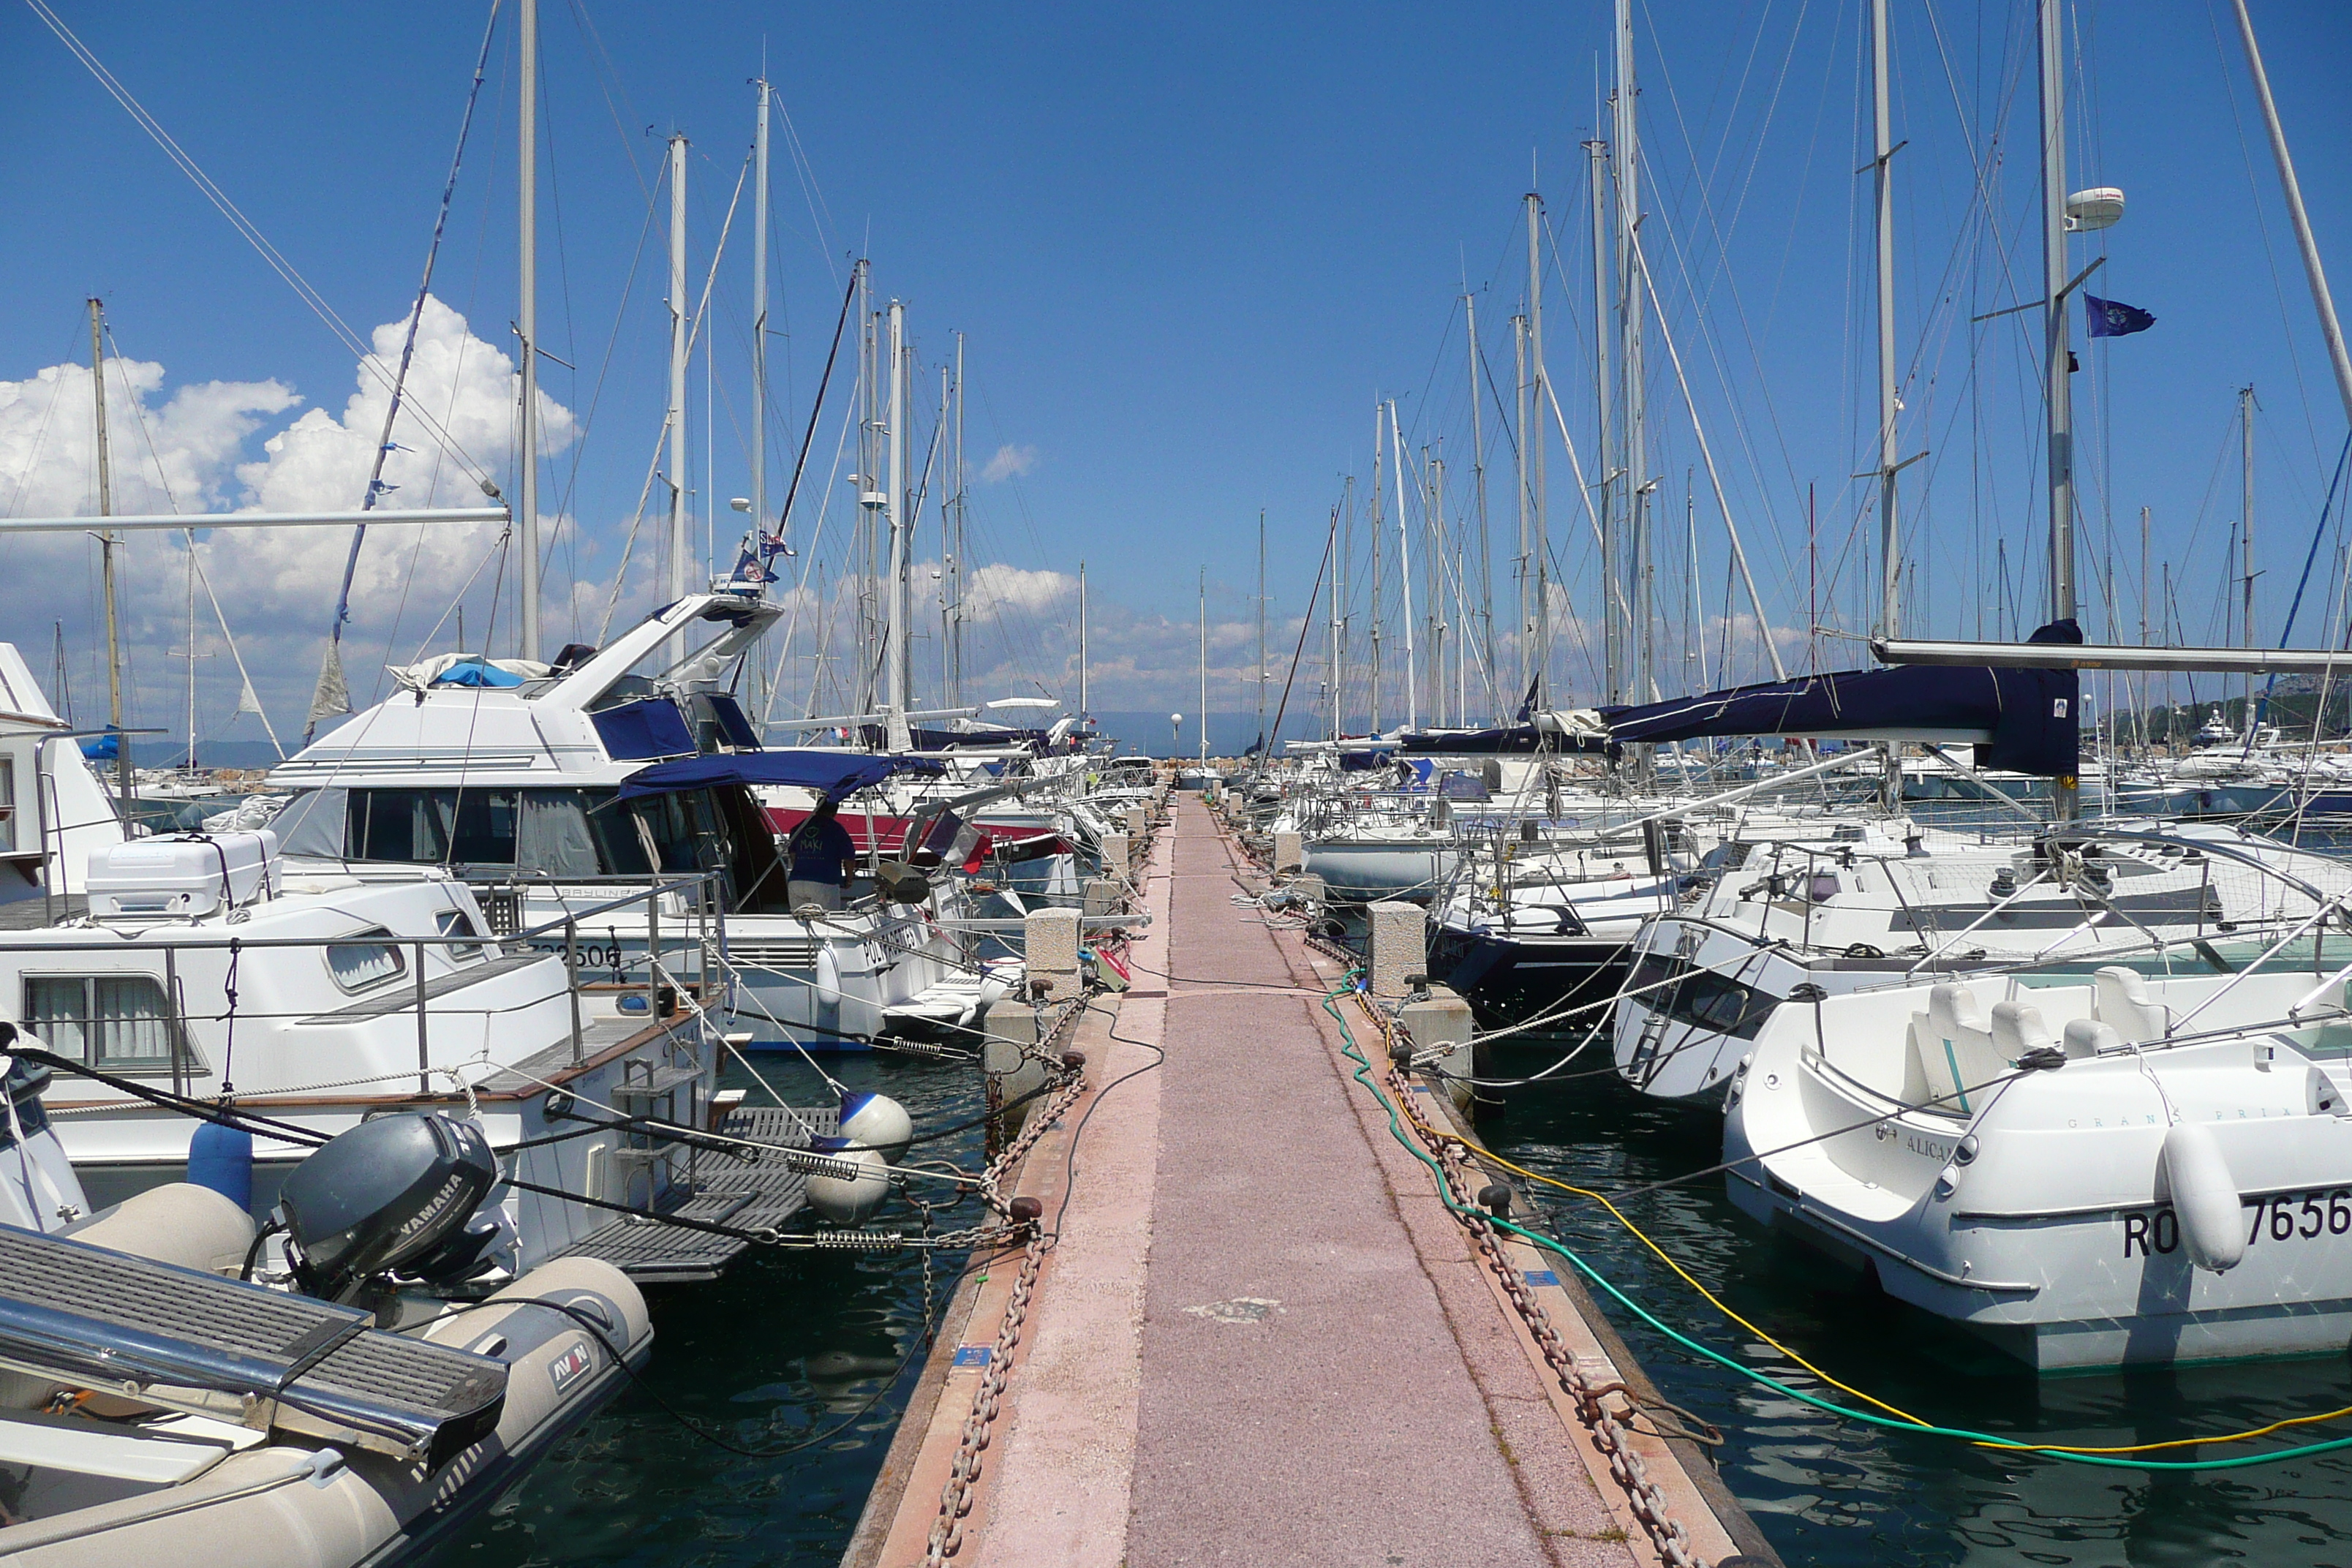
<box><xmin>852</xmin><ymin>794</ymin><xmax>1756</xmax><ymax>1567</ymax></box>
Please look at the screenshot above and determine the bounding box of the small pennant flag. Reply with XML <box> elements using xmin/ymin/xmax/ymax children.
<box><xmin>235</xmin><ymin>677</ymin><xmax>265</xmax><ymax>717</ymax></box>
<box><xmin>2086</xmin><ymin>293</ymin><xmax>2156</xmax><ymax>339</ymax></box>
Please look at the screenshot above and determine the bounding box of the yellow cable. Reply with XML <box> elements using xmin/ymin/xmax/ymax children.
<box><xmin>1430</xmin><ymin>1103</ymin><xmax>2352</xmax><ymax>1455</ymax></box>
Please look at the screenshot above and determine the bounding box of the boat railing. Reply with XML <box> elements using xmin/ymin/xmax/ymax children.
<box><xmin>0</xmin><ymin>871</ymin><xmax>727</xmax><ymax>1094</ymax></box>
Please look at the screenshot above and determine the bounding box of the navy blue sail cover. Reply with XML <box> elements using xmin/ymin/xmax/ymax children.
<box><xmin>618</xmin><ymin>750</ymin><xmax>948</xmax><ymax>803</ymax></box>
<box><xmin>1599</xmin><ymin>619</ymin><xmax>2081</xmax><ymax>777</ymax></box>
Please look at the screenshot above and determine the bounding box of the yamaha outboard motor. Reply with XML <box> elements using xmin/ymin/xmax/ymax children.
<box><xmin>277</xmin><ymin>1112</ymin><xmax>500</xmax><ymax>1303</ymax></box>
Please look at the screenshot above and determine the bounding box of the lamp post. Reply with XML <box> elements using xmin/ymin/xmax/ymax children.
<box><xmin>1170</xmin><ymin>712</ymin><xmax>1184</xmax><ymax>759</ymax></box>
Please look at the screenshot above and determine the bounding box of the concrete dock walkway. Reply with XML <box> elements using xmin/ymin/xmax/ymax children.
<box><xmin>850</xmin><ymin>794</ymin><xmax>1763</xmax><ymax>1567</ymax></box>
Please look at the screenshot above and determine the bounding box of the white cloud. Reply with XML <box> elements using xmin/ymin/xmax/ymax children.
<box><xmin>0</xmin><ymin>297</ymin><xmax>581</xmax><ymax>744</ymax></box>
<box><xmin>979</xmin><ymin>442</ymin><xmax>1037</xmax><ymax>483</ymax></box>
<box><xmin>962</xmin><ymin>562</ymin><xmax>1072</xmax><ymax>619</ymax></box>
<box><xmin>0</xmin><ymin>357</ymin><xmax>295</xmax><ymax>517</ymax></box>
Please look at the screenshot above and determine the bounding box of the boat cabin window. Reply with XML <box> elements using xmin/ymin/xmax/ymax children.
<box><xmin>437</xmin><ymin>909</ymin><xmax>486</xmax><ymax>962</ymax></box>
<box><xmin>24</xmin><ymin>974</ymin><xmax>180</xmax><ymax>1072</ymax></box>
<box><xmin>272</xmin><ymin>785</ymin><xmax>726</xmax><ymax>882</ymax></box>
<box><xmin>325</xmin><ymin>928</ymin><xmax>407</xmax><ymax>993</ymax></box>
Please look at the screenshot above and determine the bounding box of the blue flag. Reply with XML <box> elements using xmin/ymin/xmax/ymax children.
<box><xmin>2086</xmin><ymin>293</ymin><xmax>2156</xmax><ymax>338</ymax></box>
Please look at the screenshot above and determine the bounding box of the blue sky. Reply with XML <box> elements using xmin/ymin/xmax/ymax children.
<box><xmin>4</xmin><ymin>1</ymin><xmax>2350</xmax><ymax>750</ymax></box>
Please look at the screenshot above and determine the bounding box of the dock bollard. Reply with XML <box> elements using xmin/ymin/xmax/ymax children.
<box><xmin>1273</xmin><ymin>830</ymin><xmax>1305</xmax><ymax>876</ymax></box>
<box><xmin>1400</xmin><ymin>984</ymin><xmax>1478</xmax><ymax>1116</ymax></box>
<box><xmin>1024</xmin><ymin>906</ymin><xmax>1084</xmax><ymax>1003</ymax></box>
<box><xmin>1367</xmin><ymin>900</ymin><xmax>1428</xmax><ymax>1001</ymax></box>
<box><xmin>1098</xmin><ymin>831</ymin><xmax>1132</xmax><ymax>885</ymax></box>
<box><xmin>979</xmin><ymin>998</ymin><xmax>1049</xmax><ymax>1143</ymax></box>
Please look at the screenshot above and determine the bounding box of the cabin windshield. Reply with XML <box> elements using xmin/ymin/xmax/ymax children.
<box><xmin>274</xmin><ymin>784</ymin><xmax>738</xmax><ymax>884</ymax></box>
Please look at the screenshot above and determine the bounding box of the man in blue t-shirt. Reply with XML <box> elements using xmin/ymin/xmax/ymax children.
<box><xmin>786</xmin><ymin>799</ymin><xmax>859</xmax><ymax>911</ymax></box>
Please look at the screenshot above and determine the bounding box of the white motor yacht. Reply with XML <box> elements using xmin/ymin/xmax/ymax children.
<box><xmin>267</xmin><ymin>592</ymin><xmax>1009</xmax><ymax>1051</ymax></box>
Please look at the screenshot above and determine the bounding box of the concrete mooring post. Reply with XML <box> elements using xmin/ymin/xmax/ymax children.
<box><xmin>1098</xmin><ymin>831</ymin><xmax>1132</xmax><ymax>884</ymax></box>
<box><xmin>1272</xmin><ymin>830</ymin><xmax>1305</xmax><ymax>875</ymax></box>
<box><xmin>1400</xmin><ymin>984</ymin><xmax>1478</xmax><ymax>1115</ymax></box>
<box><xmin>1367</xmin><ymin>900</ymin><xmax>1428</xmax><ymax>1000</ymax></box>
<box><xmin>1024</xmin><ymin>905</ymin><xmax>1084</xmax><ymax>1003</ymax></box>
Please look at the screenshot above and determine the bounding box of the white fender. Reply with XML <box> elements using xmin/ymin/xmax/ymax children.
<box><xmin>2160</xmin><ymin>1122</ymin><xmax>2245</xmax><ymax>1273</ymax></box>
<box><xmin>813</xmin><ymin>941</ymin><xmax>843</xmax><ymax>1004</ymax></box>
<box><xmin>807</xmin><ymin>1147</ymin><xmax>891</xmax><ymax>1225</ymax></box>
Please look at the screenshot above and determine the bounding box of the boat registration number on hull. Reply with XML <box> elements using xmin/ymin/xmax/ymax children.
<box><xmin>2122</xmin><ymin>1189</ymin><xmax>2352</xmax><ymax>1258</ymax></box>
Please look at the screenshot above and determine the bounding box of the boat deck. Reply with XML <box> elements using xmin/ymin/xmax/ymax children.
<box><xmin>559</xmin><ymin>1104</ymin><xmax>835</xmax><ymax>1284</ymax></box>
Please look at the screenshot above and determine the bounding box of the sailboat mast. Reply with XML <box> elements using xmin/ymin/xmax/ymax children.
<box><xmin>1463</xmin><ymin>292</ymin><xmax>1495</xmax><ymax>719</ymax></box>
<box><xmin>950</xmin><ymin>333</ymin><xmax>965</xmax><ymax>706</ymax></box>
<box><xmin>883</xmin><ymin>300</ymin><xmax>910</xmax><ymax>739</ymax></box>
<box><xmin>1331</xmin><ymin>489</ymin><xmax>1347</xmax><ymax>739</ymax></box>
<box><xmin>517</xmin><ymin>0</ymin><xmax>540</xmax><ymax>661</ymax></box>
<box><xmin>2228</xmin><ymin>0</ymin><xmax>2352</xmax><ymax>429</ymax></box>
<box><xmin>1872</xmin><ymin>0</ymin><xmax>1900</xmax><ymax>638</ymax></box>
<box><xmin>1613</xmin><ymin>0</ymin><xmax>1647</xmax><ymax>707</ymax></box>
<box><xmin>87</xmin><ymin>300</ymin><xmax>127</xmax><ymax>814</ymax></box>
<box><xmin>1512</xmin><ymin>313</ymin><xmax>1530</xmax><ymax>703</ymax></box>
<box><xmin>1872</xmin><ymin>0</ymin><xmax>1903</xmax><ymax>805</ymax></box>
<box><xmin>2038</xmin><ymin>0</ymin><xmax>2078</xmax><ymax>818</ymax></box>
<box><xmin>666</xmin><ymin>133</ymin><xmax>690</xmax><ymax>666</ymax></box>
<box><xmin>1391</xmin><ymin>400</ymin><xmax>1417</xmax><ymax>733</ymax></box>
<box><xmin>1525</xmin><ymin>191</ymin><xmax>1548</xmax><ymax>704</ymax></box>
<box><xmin>1256</xmin><ymin>511</ymin><xmax>1267</xmax><ymax>749</ymax></box>
<box><xmin>1420</xmin><ymin>453</ymin><xmax>1439</xmax><ymax>724</ymax></box>
<box><xmin>1198</xmin><ymin>568</ymin><xmax>1208</xmax><ymax>766</ymax></box>
<box><xmin>938</xmin><ymin>362</ymin><xmax>951</xmax><ymax>706</ymax></box>
<box><xmin>1370</xmin><ymin>407</ymin><xmax>1384</xmax><ymax>734</ymax></box>
<box><xmin>1587</xmin><ymin>135</ymin><xmax>1618</xmax><ymax>704</ymax></box>
<box><xmin>1078</xmin><ymin>560</ymin><xmax>1088</xmax><ymax>715</ymax></box>
<box><xmin>751</xmin><ymin>77</ymin><xmax>770</xmax><ymax>546</ymax></box>
<box><xmin>184</xmin><ymin>545</ymin><xmax>196</xmax><ymax>772</ymax></box>
<box><xmin>2242</xmin><ymin>385</ymin><xmax>2257</xmax><ymax>723</ymax></box>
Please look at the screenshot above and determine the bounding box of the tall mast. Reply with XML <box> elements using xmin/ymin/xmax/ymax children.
<box><xmin>2038</xmin><ymin>0</ymin><xmax>2077</xmax><ymax>818</ymax></box>
<box><xmin>751</xmin><ymin>77</ymin><xmax>771</xmax><ymax>554</ymax></box>
<box><xmin>2242</xmin><ymin>385</ymin><xmax>2257</xmax><ymax>723</ymax></box>
<box><xmin>1525</xmin><ymin>190</ymin><xmax>1549</xmax><ymax>703</ymax></box>
<box><xmin>2228</xmin><ymin>0</ymin><xmax>2352</xmax><ymax>430</ymax></box>
<box><xmin>1872</xmin><ymin>0</ymin><xmax>1900</xmax><ymax>638</ymax></box>
<box><xmin>1420</xmin><ymin>451</ymin><xmax>1439</xmax><ymax>728</ymax></box>
<box><xmin>1587</xmin><ymin>136</ymin><xmax>1618</xmax><ymax>703</ymax></box>
<box><xmin>931</xmin><ymin>364</ymin><xmax>941</xmax><ymax>700</ymax></box>
<box><xmin>1255</xmin><ymin>510</ymin><xmax>1267</xmax><ymax>749</ymax></box>
<box><xmin>1512</xmin><ymin>313</ymin><xmax>1531</xmax><ymax>702</ymax></box>
<box><xmin>854</xmin><ymin>263</ymin><xmax>877</xmax><ymax>712</ymax></box>
<box><xmin>1330</xmin><ymin>490</ymin><xmax>1347</xmax><ymax>739</ymax></box>
<box><xmin>184</xmin><ymin>543</ymin><xmax>196</xmax><ymax>772</ymax></box>
<box><xmin>950</xmin><ymin>333</ymin><xmax>966</xmax><ymax>706</ymax></box>
<box><xmin>1613</xmin><ymin>0</ymin><xmax>1647</xmax><ymax>706</ymax></box>
<box><xmin>665</xmin><ymin>133</ymin><xmax>690</xmax><ymax>666</ymax></box>
<box><xmin>1391</xmin><ymin>401</ymin><xmax>1417</xmax><ymax>732</ymax></box>
<box><xmin>883</xmin><ymin>299</ymin><xmax>910</xmax><ymax>744</ymax></box>
<box><xmin>517</xmin><ymin>0</ymin><xmax>540</xmax><ymax>661</ymax></box>
<box><xmin>88</xmin><ymin>300</ymin><xmax>127</xmax><ymax>815</ymax></box>
<box><xmin>1077</xmin><ymin>560</ymin><xmax>1088</xmax><ymax>716</ymax></box>
<box><xmin>1463</xmin><ymin>292</ymin><xmax>1495</xmax><ymax>718</ymax></box>
<box><xmin>1198</xmin><ymin>568</ymin><xmax>1208</xmax><ymax>766</ymax></box>
<box><xmin>1369</xmin><ymin>407</ymin><xmax>1384</xmax><ymax>734</ymax></box>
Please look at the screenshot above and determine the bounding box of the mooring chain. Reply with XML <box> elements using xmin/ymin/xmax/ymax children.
<box><xmin>920</xmin><ymin>1070</ymin><xmax>1085</xmax><ymax>1562</ymax></box>
<box><xmin>1365</xmin><ymin>1005</ymin><xmax>1707</xmax><ymax>1568</ymax></box>
<box><xmin>922</xmin><ymin>1221</ymin><xmax>1046</xmax><ymax>1564</ymax></box>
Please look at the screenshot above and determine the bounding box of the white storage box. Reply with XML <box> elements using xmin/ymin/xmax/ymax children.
<box><xmin>86</xmin><ymin>831</ymin><xmax>282</xmax><ymax>919</ymax></box>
